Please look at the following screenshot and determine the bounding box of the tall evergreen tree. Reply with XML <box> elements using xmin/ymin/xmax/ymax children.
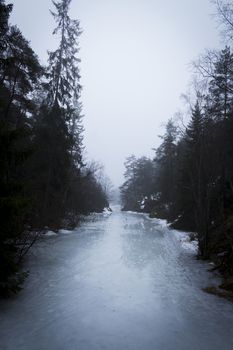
<box><xmin>182</xmin><ymin>102</ymin><xmax>210</xmax><ymax>255</ymax></box>
<box><xmin>0</xmin><ymin>0</ymin><xmax>43</xmax><ymax>295</ymax></box>
<box><xmin>31</xmin><ymin>0</ymin><xmax>83</xmax><ymax>228</ymax></box>
<box><xmin>154</xmin><ymin>119</ymin><xmax>178</xmax><ymax>218</ymax></box>
<box><xmin>47</xmin><ymin>0</ymin><xmax>82</xmax><ymax>111</ymax></box>
<box><xmin>209</xmin><ymin>47</ymin><xmax>233</xmax><ymax>122</ymax></box>
<box><xmin>0</xmin><ymin>0</ymin><xmax>109</xmax><ymax>296</ymax></box>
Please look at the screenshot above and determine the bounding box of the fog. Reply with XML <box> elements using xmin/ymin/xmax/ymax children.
<box><xmin>10</xmin><ymin>0</ymin><xmax>220</xmax><ymax>186</ymax></box>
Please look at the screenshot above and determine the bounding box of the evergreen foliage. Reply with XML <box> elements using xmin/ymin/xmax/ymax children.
<box><xmin>0</xmin><ymin>0</ymin><xmax>109</xmax><ymax>297</ymax></box>
<box><xmin>121</xmin><ymin>45</ymin><xmax>233</xmax><ymax>277</ymax></box>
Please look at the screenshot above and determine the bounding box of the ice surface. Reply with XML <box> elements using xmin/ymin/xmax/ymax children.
<box><xmin>0</xmin><ymin>206</ymin><xmax>233</xmax><ymax>350</ymax></box>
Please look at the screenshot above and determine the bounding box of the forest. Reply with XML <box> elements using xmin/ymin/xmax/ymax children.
<box><xmin>1</xmin><ymin>1</ymin><xmax>233</xmax><ymax>349</ymax></box>
<box><xmin>121</xmin><ymin>1</ymin><xmax>233</xmax><ymax>290</ymax></box>
<box><xmin>1</xmin><ymin>0</ymin><xmax>233</xmax><ymax>298</ymax></box>
<box><xmin>0</xmin><ymin>0</ymin><xmax>109</xmax><ymax>296</ymax></box>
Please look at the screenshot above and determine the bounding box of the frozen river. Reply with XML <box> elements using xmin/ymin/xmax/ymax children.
<box><xmin>1</xmin><ymin>206</ymin><xmax>233</xmax><ymax>350</ymax></box>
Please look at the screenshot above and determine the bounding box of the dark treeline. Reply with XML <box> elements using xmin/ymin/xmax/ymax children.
<box><xmin>0</xmin><ymin>0</ymin><xmax>109</xmax><ymax>296</ymax></box>
<box><xmin>121</xmin><ymin>1</ymin><xmax>233</xmax><ymax>284</ymax></box>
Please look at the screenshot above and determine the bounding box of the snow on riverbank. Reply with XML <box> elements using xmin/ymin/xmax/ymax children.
<box><xmin>151</xmin><ymin>216</ymin><xmax>198</xmax><ymax>253</ymax></box>
<box><xmin>43</xmin><ymin>207</ymin><xmax>113</xmax><ymax>237</ymax></box>
<box><xmin>172</xmin><ymin>229</ymin><xmax>198</xmax><ymax>253</ymax></box>
<box><xmin>126</xmin><ymin>210</ymin><xmax>199</xmax><ymax>253</ymax></box>
<box><xmin>44</xmin><ymin>208</ymin><xmax>198</xmax><ymax>253</ymax></box>
<box><xmin>44</xmin><ymin>231</ymin><xmax>58</xmax><ymax>237</ymax></box>
<box><xmin>156</xmin><ymin>218</ymin><xmax>198</xmax><ymax>253</ymax></box>
<box><xmin>59</xmin><ymin>229</ymin><xmax>73</xmax><ymax>234</ymax></box>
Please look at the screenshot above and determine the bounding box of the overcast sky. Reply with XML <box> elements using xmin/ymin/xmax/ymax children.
<box><xmin>10</xmin><ymin>0</ymin><xmax>220</xmax><ymax>186</ymax></box>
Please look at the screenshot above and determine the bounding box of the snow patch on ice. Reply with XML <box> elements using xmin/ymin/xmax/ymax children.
<box><xmin>144</xmin><ymin>214</ymin><xmax>198</xmax><ymax>253</ymax></box>
<box><xmin>126</xmin><ymin>211</ymin><xmax>144</xmax><ymax>215</ymax></box>
<box><xmin>44</xmin><ymin>231</ymin><xmax>57</xmax><ymax>237</ymax></box>
<box><xmin>172</xmin><ymin>230</ymin><xmax>198</xmax><ymax>253</ymax></box>
<box><xmin>103</xmin><ymin>207</ymin><xmax>112</xmax><ymax>216</ymax></box>
<box><xmin>59</xmin><ymin>229</ymin><xmax>73</xmax><ymax>235</ymax></box>
<box><xmin>143</xmin><ymin>215</ymin><xmax>168</xmax><ymax>227</ymax></box>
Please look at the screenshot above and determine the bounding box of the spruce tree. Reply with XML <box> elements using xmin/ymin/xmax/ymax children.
<box><xmin>0</xmin><ymin>1</ymin><xmax>42</xmax><ymax>295</ymax></box>
<box><xmin>32</xmin><ymin>0</ymin><xmax>83</xmax><ymax>228</ymax></box>
<box><xmin>209</xmin><ymin>47</ymin><xmax>233</xmax><ymax>122</ymax></box>
<box><xmin>154</xmin><ymin>119</ymin><xmax>178</xmax><ymax>218</ymax></box>
<box><xmin>47</xmin><ymin>0</ymin><xmax>82</xmax><ymax>111</ymax></box>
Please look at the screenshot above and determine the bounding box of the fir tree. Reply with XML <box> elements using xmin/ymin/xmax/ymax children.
<box><xmin>0</xmin><ymin>1</ymin><xmax>43</xmax><ymax>295</ymax></box>
<box><xmin>47</xmin><ymin>0</ymin><xmax>82</xmax><ymax>111</ymax></box>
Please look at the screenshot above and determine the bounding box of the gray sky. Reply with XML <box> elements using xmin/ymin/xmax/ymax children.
<box><xmin>10</xmin><ymin>0</ymin><xmax>220</xmax><ymax>186</ymax></box>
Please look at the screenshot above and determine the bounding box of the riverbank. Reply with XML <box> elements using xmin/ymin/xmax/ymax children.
<box><xmin>150</xmin><ymin>211</ymin><xmax>233</xmax><ymax>302</ymax></box>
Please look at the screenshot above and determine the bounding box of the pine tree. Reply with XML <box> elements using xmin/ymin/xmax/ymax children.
<box><xmin>178</xmin><ymin>102</ymin><xmax>217</xmax><ymax>257</ymax></box>
<box><xmin>31</xmin><ymin>0</ymin><xmax>83</xmax><ymax>228</ymax></box>
<box><xmin>208</xmin><ymin>48</ymin><xmax>233</xmax><ymax>224</ymax></box>
<box><xmin>154</xmin><ymin>119</ymin><xmax>178</xmax><ymax>218</ymax></box>
<box><xmin>0</xmin><ymin>0</ymin><xmax>12</xmax><ymax>56</ymax></box>
<box><xmin>47</xmin><ymin>0</ymin><xmax>82</xmax><ymax>111</ymax></box>
<box><xmin>0</xmin><ymin>1</ymin><xmax>43</xmax><ymax>295</ymax></box>
<box><xmin>1</xmin><ymin>26</ymin><xmax>42</xmax><ymax>123</ymax></box>
<box><xmin>209</xmin><ymin>47</ymin><xmax>233</xmax><ymax>122</ymax></box>
<box><xmin>48</xmin><ymin>0</ymin><xmax>84</xmax><ymax>174</ymax></box>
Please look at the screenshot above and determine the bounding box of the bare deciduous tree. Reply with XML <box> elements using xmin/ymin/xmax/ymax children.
<box><xmin>212</xmin><ymin>0</ymin><xmax>233</xmax><ymax>41</ymax></box>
